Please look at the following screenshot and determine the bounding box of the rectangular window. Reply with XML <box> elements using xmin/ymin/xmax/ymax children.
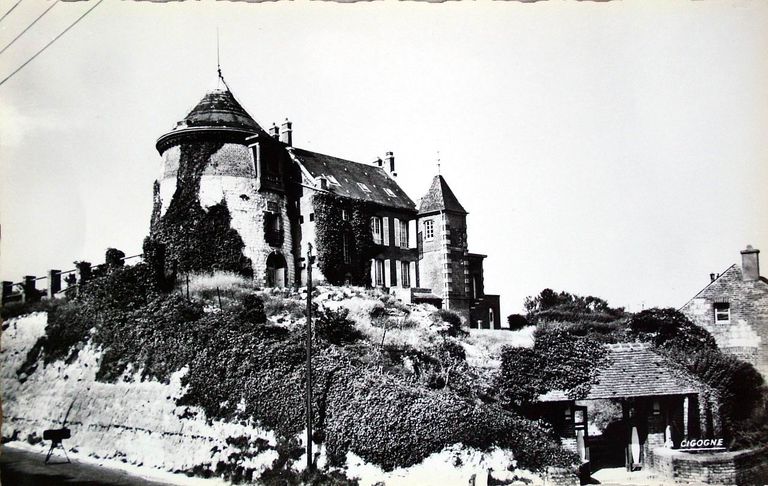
<box><xmin>309</xmin><ymin>213</ymin><xmax>315</xmax><ymax>222</ymax></box>
<box><xmin>371</xmin><ymin>217</ymin><xmax>382</xmax><ymax>244</ymax></box>
<box><xmin>326</xmin><ymin>175</ymin><xmax>340</xmax><ymax>186</ymax></box>
<box><xmin>342</xmin><ymin>234</ymin><xmax>351</xmax><ymax>264</ymax></box>
<box><xmin>401</xmin><ymin>262</ymin><xmax>410</xmax><ymax>287</ymax></box>
<box><xmin>374</xmin><ymin>259</ymin><xmax>385</xmax><ymax>286</ymax></box>
<box><xmin>400</xmin><ymin>219</ymin><xmax>408</xmax><ymax>248</ymax></box>
<box><xmin>300</xmin><ymin>215</ymin><xmax>304</xmax><ymax>224</ymax></box>
<box><xmin>383</xmin><ymin>188</ymin><xmax>396</xmax><ymax>197</ymax></box>
<box><xmin>423</xmin><ymin>219</ymin><xmax>434</xmax><ymax>240</ymax></box>
<box><xmin>341</xmin><ymin>209</ymin><xmax>349</xmax><ymax>221</ymax></box>
<box><xmin>394</xmin><ymin>218</ymin><xmax>401</xmax><ymax>248</ymax></box>
<box><xmin>714</xmin><ymin>303</ymin><xmax>730</xmax><ymax>323</ymax></box>
<box><xmin>357</xmin><ymin>182</ymin><xmax>371</xmax><ymax>193</ymax></box>
<box><xmin>382</xmin><ymin>217</ymin><xmax>390</xmax><ymax>246</ymax></box>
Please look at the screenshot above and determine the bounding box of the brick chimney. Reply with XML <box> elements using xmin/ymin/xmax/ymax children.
<box><xmin>280</xmin><ymin>118</ymin><xmax>292</xmax><ymax>146</ymax></box>
<box><xmin>269</xmin><ymin>123</ymin><xmax>279</xmax><ymax>139</ymax></box>
<box><xmin>374</xmin><ymin>157</ymin><xmax>383</xmax><ymax>168</ymax></box>
<box><xmin>741</xmin><ymin>245</ymin><xmax>760</xmax><ymax>281</ymax></box>
<box><xmin>385</xmin><ymin>151</ymin><xmax>396</xmax><ymax>177</ymax></box>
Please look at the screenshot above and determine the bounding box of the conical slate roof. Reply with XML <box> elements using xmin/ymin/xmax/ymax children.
<box><xmin>156</xmin><ymin>87</ymin><xmax>263</xmax><ymax>153</ymax></box>
<box><xmin>418</xmin><ymin>175</ymin><xmax>467</xmax><ymax>215</ymax></box>
<box><xmin>180</xmin><ymin>88</ymin><xmax>262</xmax><ymax>132</ymax></box>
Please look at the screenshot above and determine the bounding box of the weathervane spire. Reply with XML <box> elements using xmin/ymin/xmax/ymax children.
<box><xmin>437</xmin><ymin>150</ymin><xmax>441</xmax><ymax>175</ymax></box>
<box><xmin>216</xmin><ymin>27</ymin><xmax>222</xmax><ymax>80</ymax></box>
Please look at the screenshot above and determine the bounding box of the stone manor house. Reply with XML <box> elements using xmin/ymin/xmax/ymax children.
<box><xmin>152</xmin><ymin>80</ymin><xmax>501</xmax><ymax>329</ymax></box>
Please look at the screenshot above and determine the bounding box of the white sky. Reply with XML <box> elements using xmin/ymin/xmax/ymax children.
<box><xmin>1</xmin><ymin>0</ymin><xmax>767</xmax><ymax>318</ymax></box>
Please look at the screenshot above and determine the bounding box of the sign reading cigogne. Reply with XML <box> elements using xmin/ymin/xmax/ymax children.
<box><xmin>678</xmin><ymin>438</ymin><xmax>725</xmax><ymax>450</ymax></box>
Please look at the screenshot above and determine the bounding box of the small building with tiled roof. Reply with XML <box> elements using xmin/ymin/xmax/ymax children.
<box><xmin>537</xmin><ymin>342</ymin><xmax>719</xmax><ymax>475</ymax></box>
<box><xmin>149</xmin><ymin>76</ymin><xmax>501</xmax><ymax>328</ymax></box>
<box><xmin>680</xmin><ymin>246</ymin><xmax>768</xmax><ymax>378</ymax></box>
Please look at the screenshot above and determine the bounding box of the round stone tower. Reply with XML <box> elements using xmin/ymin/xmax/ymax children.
<box><xmin>153</xmin><ymin>83</ymin><xmax>296</xmax><ymax>287</ymax></box>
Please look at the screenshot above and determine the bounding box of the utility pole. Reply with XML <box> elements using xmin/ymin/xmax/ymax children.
<box><xmin>305</xmin><ymin>243</ymin><xmax>315</xmax><ymax>473</ymax></box>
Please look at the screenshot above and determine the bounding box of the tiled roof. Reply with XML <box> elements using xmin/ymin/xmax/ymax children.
<box><xmin>178</xmin><ymin>88</ymin><xmax>263</xmax><ymax>133</ymax></box>
<box><xmin>418</xmin><ymin>175</ymin><xmax>467</xmax><ymax>215</ymax></box>
<box><xmin>540</xmin><ymin>343</ymin><xmax>702</xmax><ymax>402</ymax></box>
<box><xmin>289</xmin><ymin>148</ymin><xmax>416</xmax><ymax>211</ymax></box>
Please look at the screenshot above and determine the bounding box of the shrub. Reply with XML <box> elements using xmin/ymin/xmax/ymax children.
<box><xmin>431</xmin><ymin>309</ymin><xmax>468</xmax><ymax>337</ymax></box>
<box><xmin>105</xmin><ymin>248</ymin><xmax>126</xmax><ymax>268</ymax></box>
<box><xmin>238</xmin><ymin>293</ymin><xmax>266</xmax><ymax>325</ymax></box>
<box><xmin>315</xmin><ymin>306</ymin><xmax>364</xmax><ymax>345</ymax></box>
<box><xmin>507</xmin><ymin>314</ymin><xmax>530</xmax><ymax>331</ymax></box>
<box><xmin>324</xmin><ymin>371</ymin><xmax>576</xmax><ymax>472</ymax></box>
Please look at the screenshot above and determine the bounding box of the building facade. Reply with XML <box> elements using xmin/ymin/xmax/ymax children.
<box><xmin>151</xmin><ymin>81</ymin><xmax>501</xmax><ymax>328</ymax></box>
<box><xmin>680</xmin><ymin>246</ymin><xmax>768</xmax><ymax>378</ymax></box>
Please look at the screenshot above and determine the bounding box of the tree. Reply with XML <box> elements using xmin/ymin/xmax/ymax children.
<box><xmin>627</xmin><ymin>308</ymin><xmax>717</xmax><ymax>352</ymax></box>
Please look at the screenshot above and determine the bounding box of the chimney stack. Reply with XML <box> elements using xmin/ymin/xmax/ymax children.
<box><xmin>374</xmin><ymin>157</ymin><xmax>383</xmax><ymax>168</ymax></box>
<box><xmin>741</xmin><ymin>245</ymin><xmax>760</xmax><ymax>281</ymax></box>
<box><xmin>280</xmin><ymin>118</ymin><xmax>292</xmax><ymax>146</ymax></box>
<box><xmin>710</xmin><ymin>273</ymin><xmax>716</xmax><ymax>282</ymax></box>
<box><xmin>385</xmin><ymin>151</ymin><xmax>396</xmax><ymax>177</ymax></box>
<box><xmin>269</xmin><ymin>123</ymin><xmax>279</xmax><ymax>139</ymax></box>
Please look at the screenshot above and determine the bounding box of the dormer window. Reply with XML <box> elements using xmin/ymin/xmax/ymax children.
<box><xmin>714</xmin><ymin>303</ymin><xmax>730</xmax><ymax>323</ymax></box>
<box><xmin>383</xmin><ymin>188</ymin><xmax>396</xmax><ymax>197</ymax></box>
<box><xmin>357</xmin><ymin>182</ymin><xmax>371</xmax><ymax>193</ymax></box>
<box><xmin>326</xmin><ymin>175</ymin><xmax>341</xmax><ymax>186</ymax></box>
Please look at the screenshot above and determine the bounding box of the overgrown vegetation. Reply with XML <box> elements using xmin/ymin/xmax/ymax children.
<box><xmin>524</xmin><ymin>288</ymin><xmax>626</xmax><ymax>326</ymax></box>
<box><xmin>10</xmin><ymin>266</ymin><xmax>577</xmax><ymax>478</ymax></box>
<box><xmin>496</xmin><ymin>327</ymin><xmax>610</xmax><ymax>407</ymax></box>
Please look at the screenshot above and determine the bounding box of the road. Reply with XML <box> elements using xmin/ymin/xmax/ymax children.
<box><xmin>0</xmin><ymin>446</ymin><xmax>182</xmax><ymax>486</ymax></box>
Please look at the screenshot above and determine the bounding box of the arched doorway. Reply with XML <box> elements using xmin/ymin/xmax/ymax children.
<box><xmin>266</xmin><ymin>252</ymin><xmax>287</xmax><ymax>288</ymax></box>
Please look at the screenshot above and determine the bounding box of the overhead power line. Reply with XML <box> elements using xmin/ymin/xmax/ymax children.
<box><xmin>0</xmin><ymin>0</ymin><xmax>23</xmax><ymax>24</ymax></box>
<box><xmin>0</xmin><ymin>0</ymin><xmax>103</xmax><ymax>88</ymax></box>
<box><xmin>0</xmin><ymin>0</ymin><xmax>59</xmax><ymax>56</ymax></box>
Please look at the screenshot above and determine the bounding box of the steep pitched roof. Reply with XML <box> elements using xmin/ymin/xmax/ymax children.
<box><xmin>418</xmin><ymin>175</ymin><xmax>467</xmax><ymax>215</ymax></box>
<box><xmin>289</xmin><ymin>148</ymin><xmax>416</xmax><ymax>211</ymax></box>
<box><xmin>539</xmin><ymin>343</ymin><xmax>702</xmax><ymax>402</ymax></box>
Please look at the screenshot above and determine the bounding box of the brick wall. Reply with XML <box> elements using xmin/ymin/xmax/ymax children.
<box><xmin>681</xmin><ymin>265</ymin><xmax>768</xmax><ymax>377</ymax></box>
<box><xmin>651</xmin><ymin>447</ymin><xmax>768</xmax><ymax>485</ymax></box>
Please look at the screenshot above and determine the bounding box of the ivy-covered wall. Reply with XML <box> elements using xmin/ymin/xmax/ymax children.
<box><xmin>150</xmin><ymin>140</ymin><xmax>253</xmax><ymax>276</ymax></box>
<box><xmin>312</xmin><ymin>192</ymin><xmax>375</xmax><ymax>286</ymax></box>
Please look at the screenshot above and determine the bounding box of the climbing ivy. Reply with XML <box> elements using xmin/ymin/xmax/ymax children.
<box><xmin>313</xmin><ymin>192</ymin><xmax>374</xmax><ymax>285</ymax></box>
<box><xmin>150</xmin><ymin>141</ymin><xmax>253</xmax><ymax>277</ymax></box>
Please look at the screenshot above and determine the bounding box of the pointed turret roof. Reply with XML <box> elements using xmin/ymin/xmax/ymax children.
<box><xmin>156</xmin><ymin>85</ymin><xmax>264</xmax><ymax>153</ymax></box>
<box><xmin>181</xmin><ymin>88</ymin><xmax>263</xmax><ymax>132</ymax></box>
<box><xmin>418</xmin><ymin>175</ymin><xmax>467</xmax><ymax>215</ymax></box>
